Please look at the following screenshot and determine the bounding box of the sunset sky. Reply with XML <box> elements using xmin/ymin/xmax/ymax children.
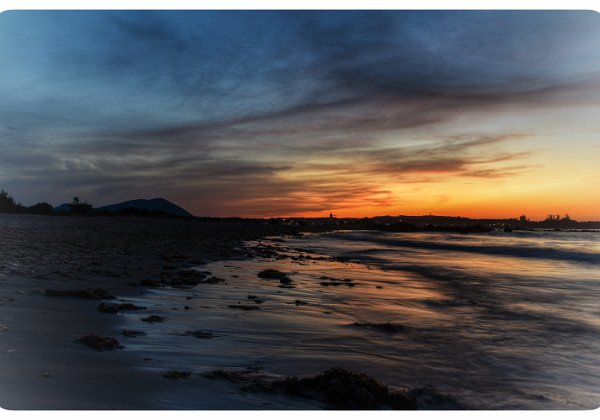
<box><xmin>1</xmin><ymin>10</ymin><xmax>599</xmax><ymax>219</ymax></box>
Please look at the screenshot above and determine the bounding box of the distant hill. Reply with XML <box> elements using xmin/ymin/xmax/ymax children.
<box><xmin>54</xmin><ymin>203</ymin><xmax>72</xmax><ymax>212</ymax></box>
<box><xmin>97</xmin><ymin>198</ymin><xmax>194</xmax><ymax>217</ymax></box>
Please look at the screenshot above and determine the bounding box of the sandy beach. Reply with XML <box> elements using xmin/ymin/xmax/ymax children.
<box><xmin>0</xmin><ymin>214</ymin><xmax>305</xmax><ymax>409</ymax></box>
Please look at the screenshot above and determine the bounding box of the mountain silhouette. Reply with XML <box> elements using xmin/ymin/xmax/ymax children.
<box><xmin>96</xmin><ymin>198</ymin><xmax>193</xmax><ymax>217</ymax></box>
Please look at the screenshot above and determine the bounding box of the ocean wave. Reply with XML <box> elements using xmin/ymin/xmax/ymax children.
<box><xmin>325</xmin><ymin>231</ymin><xmax>600</xmax><ymax>264</ymax></box>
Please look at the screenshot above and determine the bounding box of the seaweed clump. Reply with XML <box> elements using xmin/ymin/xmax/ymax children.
<box><xmin>205</xmin><ymin>367</ymin><xmax>417</xmax><ymax>409</ymax></box>
<box><xmin>76</xmin><ymin>334</ymin><xmax>123</xmax><ymax>351</ymax></box>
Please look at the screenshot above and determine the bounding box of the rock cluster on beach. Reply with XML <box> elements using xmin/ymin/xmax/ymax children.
<box><xmin>203</xmin><ymin>367</ymin><xmax>463</xmax><ymax>409</ymax></box>
<box><xmin>76</xmin><ymin>334</ymin><xmax>123</xmax><ymax>351</ymax></box>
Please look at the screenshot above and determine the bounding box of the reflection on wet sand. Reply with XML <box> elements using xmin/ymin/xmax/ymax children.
<box><xmin>118</xmin><ymin>230</ymin><xmax>600</xmax><ymax>409</ymax></box>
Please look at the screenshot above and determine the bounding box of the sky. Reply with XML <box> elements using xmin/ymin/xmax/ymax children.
<box><xmin>1</xmin><ymin>10</ymin><xmax>599</xmax><ymax>219</ymax></box>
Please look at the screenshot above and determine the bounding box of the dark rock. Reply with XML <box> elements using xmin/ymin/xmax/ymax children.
<box><xmin>279</xmin><ymin>276</ymin><xmax>293</xmax><ymax>285</ymax></box>
<box><xmin>76</xmin><ymin>334</ymin><xmax>122</xmax><ymax>351</ymax></box>
<box><xmin>205</xmin><ymin>367</ymin><xmax>417</xmax><ymax>409</ymax></box>
<box><xmin>142</xmin><ymin>315</ymin><xmax>166</xmax><ymax>323</ymax></box>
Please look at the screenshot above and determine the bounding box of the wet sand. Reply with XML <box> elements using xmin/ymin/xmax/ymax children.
<box><xmin>4</xmin><ymin>215</ymin><xmax>594</xmax><ymax>409</ymax></box>
<box><xmin>0</xmin><ymin>214</ymin><xmax>306</xmax><ymax>409</ymax></box>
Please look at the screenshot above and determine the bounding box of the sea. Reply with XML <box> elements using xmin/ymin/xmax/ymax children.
<box><xmin>122</xmin><ymin>229</ymin><xmax>600</xmax><ymax>409</ymax></box>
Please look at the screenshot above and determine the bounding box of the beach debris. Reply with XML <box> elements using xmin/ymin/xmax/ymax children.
<box><xmin>294</xmin><ymin>300</ymin><xmax>308</xmax><ymax>306</ymax></box>
<box><xmin>184</xmin><ymin>330</ymin><xmax>214</xmax><ymax>339</ymax></box>
<box><xmin>122</xmin><ymin>330</ymin><xmax>146</xmax><ymax>337</ymax></box>
<box><xmin>353</xmin><ymin>322</ymin><xmax>406</xmax><ymax>333</ymax></box>
<box><xmin>97</xmin><ymin>302</ymin><xmax>146</xmax><ymax>313</ymax></box>
<box><xmin>76</xmin><ymin>334</ymin><xmax>123</xmax><ymax>351</ymax></box>
<box><xmin>44</xmin><ymin>288</ymin><xmax>115</xmax><ymax>300</ymax></box>
<box><xmin>376</xmin><ymin>285</ymin><xmax>384</xmax><ymax>289</ymax></box>
<box><xmin>41</xmin><ymin>372</ymin><xmax>52</xmax><ymax>378</ymax></box>
<box><xmin>257</xmin><ymin>269</ymin><xmax>288</xmax><ymax>280</ymax></box>
<box><xmin>142</xmin><ymin>315</ymin><xmax>166</xmax><ymax>323</ymax></box>
<box><xmin>184</xmin><ymin>305</ymin><xmax>192</xmax><ymax>310</ymax></box>
<box><xmin>0</xmin><ymin>324</ymin><xmax>8</xmax><ymax>332</ymax></box>
<box><xmin>204</xmin><ymin>367</ymin><xmax>418</xmax><ymax>409</ymax></box>
<box><xmin>163</xmin><ymin>370</ymin><xmax>192</xmax><ymax>379</ymax></box>
<box><xmin>228</xmin><ymin>304</ymin><xmax>260</xmax><ymax>311</ymax></box>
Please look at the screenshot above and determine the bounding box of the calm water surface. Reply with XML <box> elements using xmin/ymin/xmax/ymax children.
<box><xmin>122</xmin><ymin>230</ymin><xmax>600</xmax><ymax>409</ymax></box>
